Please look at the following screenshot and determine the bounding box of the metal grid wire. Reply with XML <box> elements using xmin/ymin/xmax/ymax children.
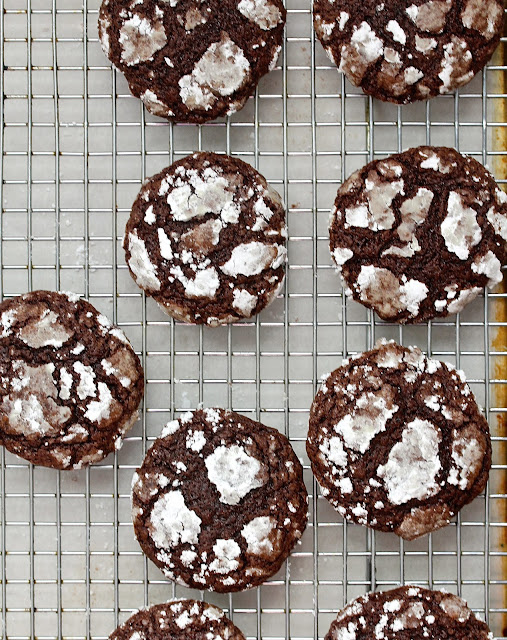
<box><xmin>0</xmin><ymin>1</ymin><xmax>506</xmax><ymax>638</ymax></box>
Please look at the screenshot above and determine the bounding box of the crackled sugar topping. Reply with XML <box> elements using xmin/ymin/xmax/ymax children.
<box><xmin>354</xmin><ymin>265</ymin><xmax>429</xmax><ymax>320</ymax></box>
<box><xmin>18</xmin><ymin>308</ymin><xmax>73</xmax><ymax>348</ymax></box>
<box><xmin>441</xmin><ymin>191</ymin><xmax>482</xmax><ymax>259</ymax></box>
<box><xmin>238</xmin><ymin>0</ymin><xmax>283</xmax><ymax>29</ymax></box>
<box><xmin>333</xmin><ymin>387</ymin><xmax>399</xmax><ymax>454</ymax></box>
<box><xmin>377</xmin><ymin>418</ymin><xmax>442</xmax><ymax>505</ymax></box>
<box><xmin>179</xmin><ymin>34</ymin><xmax>251</xmax><ymax>111</ymax></box>
<box><xmin>149</xmin><ymin>490</ymin><xmax>202</xmax><ymax>547</ymax></box>
<box><xmin>0</xmin><ymin>290</ymin><xmax>143</xmax><ymax>470</ymax></box>
<box><xmin>2</xmin><ymin>362</ymin><xmax>71</xmax><ymax>437</ymax></box>
<box><xmin>119</xmin><ymin>12</ymin><xmax>167</xmax><ymax>66</ymax></box>
<box><xmin>132</xmin><ymin>407</ymin><xmax>308</xmax><ymax>592</ymax></box>
<box><xmin>313</xmin><ymin>0</ymin><xmax>503</xmax><ymax>103</ymax></box>
<box><xmin>109</xmin><ymin>600</ymin><xmax>245</xmax><ymax>640</ymax></box>
<box><xmin>330</xmin><ymin>146</ymin><xmax>507</xmax><ymax>323</ymax></box>
<box><xmin>98</xmin><ymin>0</ymin><xmax>286</xmax><ymax>122</ymax></box>
<box><xmin>307</xmin><ymin>339</ymin><xmax>491</xmax><ymax>540</ymax></box>
<box><xmin>124</xmin><ymin>152</ymin><xmax>287</xmax><ymax>326</ymax></box>
<box><xmin>205</xmin><ymin>444</ymin><xmax>266</xmax><ymax>505</ymax></box>
<box><xmin>241</xmin><ymin>515</ymin><xmax>279</xmax><ymax>555</ymax></box>
<box><xmin>325</xmin><ymin>586</ymin><xmax>492</xmax><ymax>640</ymax></box>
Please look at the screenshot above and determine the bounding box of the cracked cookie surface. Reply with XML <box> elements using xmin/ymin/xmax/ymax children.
<box><xmin>307</xmin><ymin>339</ymin><xmax>491</xmax><ymax>540</ymax></box>
<box><xmin>132</xmin><ymin>408</ymin><xmax>308</xmax><ymax>591</ymax></box>
<box><xmin>326</xmin><ymin>586</ymin><xmax>492</xmax><ymax>640</ymax></box>
<box><xmin>99</xmin><ymin>0</ymin><xmax>286</xmax><ymax>122</ymax></box>
<box><xmin>109</xmin><ymin>600</ymin><xmax>245</xmax><ymax>640</ymax></box>
<box><xmin>329</xmin><ymin>146</ymin><xmax>507</xmax><ymax>323</ymax></box>
<box><xmin>0</xmin><ymin>290</ymin><xmax>144</xmax><ymax>469</ymax></box>
<box><xmin>314</xmin><ymin>0</ymin><xmax>503</xmax><ymax>103</ymax></box>
<box><xmin>124</xmin><ymin>152</ymin><xmax>286</xmax><ymax>326</ymax></box>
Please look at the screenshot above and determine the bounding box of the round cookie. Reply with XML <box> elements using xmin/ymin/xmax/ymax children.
<box><xmin>132</xmin><ymin>408</ymin><xmax>308</xmax><ymax>592</ymax></box>
<box><xmin>306</xmin><ymin>339</ymin><xmax>491</xmax><ymax>540</ymax></box>
<box><xmin>314</xmin><ymin>0</ymin><xmax>503</xmax><ymax>103</ymax></box>
<box><xmin>124</xmin><ymin>152</ymin><xmax>287</xmax><ymax>326</ymax></box>
<box><xmin>0</xmin><ymin>291</ymin><xmax>144</xmax><ymax>470</ymax></box>
<box><xmin>326</xmin><ymin>586</ymin><xmax>492</xmax><ymax>640</ymax></box>
<box><xmin>98</xmin><ymin>0</ymin><xmax>286</xmax><ymax>123</ymax></box>
<box><xmin>109</xmin><ymin>600</ymin><xmax>245</xmax><ymax>640</ymax></box>
<box><xmin>329</xmin><ymin>146</ymin><xmax>507</xmax><ymax>323</ymax></box>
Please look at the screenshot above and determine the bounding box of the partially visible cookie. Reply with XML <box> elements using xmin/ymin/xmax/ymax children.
<box><xmin>314</xmin><ymin>0</ymin><xmax>503</xmax><ymax>103</ymax></box>
<box><xmin>98</xmin><ymin>0</ymin><xmax>286</xmax><ymax>122</ymax></box>
<box><xmin>329</xmin><ymin>146</ymin><xmax>507</xmax><ymax>323</ymax></box>
<box><xmin>326</xmin><ymin>586</ymin><xmax>492</xmax><ymax>640</ymax></box>
<box><xmin>306</xmin><ymin>339</ymin><xmax>491</xmax><ymax>540</ymax></box>
<box><xmin>132</xmin><ymin>408</ymin><xmax>308</xmax><ymax>592</ymax></box>
<box><xmin>109</xmin><ymin>600</ymin><xmax>245</xmax><ymax>640</ymax></box>
<box><xmin>124</xmin><ymin>152</ymin><xmax>286</xmax><ymax>326</ymax></box>
<box><xmin>0</xmin><ymin>290</ymin><xmax>144</xmax><ymax>469</ymax></box>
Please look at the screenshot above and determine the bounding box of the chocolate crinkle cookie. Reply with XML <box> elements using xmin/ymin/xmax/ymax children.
<box><xmin>98</xmin><ymin>0</ymin><xmax>286</xmax><ymax>122</ymax></box>
<box><xmin>0</xmin><ymin>291</ymin><xmax>144</xmax><ymax>470</ymax></box>
<box><xmin>314</xmin><ymin>0</ymin><xmax>503</xmax><ymax>103</ymax></box>
<box><xmin>329</xmin><ymin>146</ymin><xmax>507</xmax><ymax>323</ymax></box>
<box><xmin>326</xmin><ymin>586</ymin><xmax>492</xmax><ymax>640</ymax></box>
<box><xmin>307</xmin><ymin>339</ymin><xmax>491</xmax><ymax>540</ymax></box>
<box><xmin>132</xmin><ymin>408</ymin><xmax>308</xmax><ymax>592</ymax></box>
<box><xmin>109</xmin><ymin>600</ymin><xmax>245</xmax><ymax>640</ymax></box>
<box><xmin>124</xmin><ymin>152</ymin><xmax>287</xmax><ymax>326</ymax></box>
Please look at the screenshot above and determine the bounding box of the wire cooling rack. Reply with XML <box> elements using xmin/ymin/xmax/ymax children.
<box><xmin>0</xmin><ymin>1</ymin><xmax>506</xmax><ymax>639</ymax></box>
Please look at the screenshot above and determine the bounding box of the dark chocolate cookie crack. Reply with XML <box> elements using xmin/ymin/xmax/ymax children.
<box><xmin>314</xmin><ymin>0</ymin><xmax>503</xmax><ymax>103</ymax></box>
<box><xmin>124</xmin><ymin>152</ymin><xmax>286</xmax><ymax>326</ymax></box>
<box><xmin>326</xmin><ymin>586</ymin><xmax>492</xmax><ymax>640</ymax></box>
<box><xmin>307</xmin><ymin>340</ymin><xmax>491</xmax><ymax>539</ymax></box>
<box><xmin>109</xmin><ymin>600</ymin><xmax>246</xmax><ymax>640</ymax></box>
<box><xmin>99</xmin><ymin>0</ymin><xmax>286</xmax><ymax>122</ymax></box>
<box><xmin>132</xmin><ymin>408</ymin><xmax>308</xmax><ymax>591</ymax></box>
<box><xmin>329</xmin><ymin>146</ymin><xmax>507</xmax><ymax>323</ymax></box>
<box><xmin>0</xmin><ymin>291</ymin><xmax>144</xmax><ymax>469</ymax></box>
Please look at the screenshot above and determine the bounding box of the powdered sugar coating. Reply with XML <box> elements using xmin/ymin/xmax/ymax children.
<box><xmin>149</xmin><ymin>490</ymin><xmax>202</xmax><ymax>547</ymax></box>
<box><xmin>232</xmin><ymin>289</ymin><xmax>258</xmax><ymax>316</ymax></box>
<box><xmin>377</xmin><ymin>419</ymin><xmax>442</xmax><ymax>504</ymax></box>
<box><xmin>84</xmin><ymin>382</ymin><xmax>114</xmax><ymax>422</ymax></box>
<box><xmin>438</xmin><ymin>36</ymin><xmax>473</xmax><ymax>93</ymax></box>
<box><xmin>2</xmin><ymin>362</ymin><xmax>70</xmax><ymax>437</ymax></box>
<box><xmin>124</xmin><ymin>152</ymin><xmax>286</xmax><ymax>326</ymax></box>
<box><xmin>441</xmin><ymin>191</ymin><xmax>482</xmax><ymax>260</ymax></box>
<box><xmin>132</xmin><ymin>408</ymin><xmax>308</xmax><ymax>591</ymax></box>
<box><xmin>448</xmin><ymin>429</ymin><xmax>484</xmax><ymax>490</ymax></box>
<box><xmin>238</xmin><ymin>0</ymin><xmax>282</xmax><ymax>30</ymax></box>
<box><xmin>220</xmin><ymin>242</ymin><xmax>285</xmax><ymax>277</ymax></box>
<box><xmin>119</xmin><ymin>13</ymin><xmax>167</xmax><ymax>66</ymax></box>
<box><xmin>241</xmin><ymin>515</ymin><xmax>279</xmax><ymax>555</ymax></box>
<box><xmin>330</xmin><ymin>146</ymin><xmax>507</xmax><ymax>323</ymax></box>
<box><xmin>18</xmin><ymin>309</ymin><xmax>73</xmax><ymax>348</ymax></box>
<box><xmin>179</xmin><ymin>34</ymin><xmax>251</xmax><ymax>111</ymax></box>
<box><xmin>163</xmin><ymin>168</ymin><xmax>240</xmax><ymax>222</ymax></box>
<box><xmin>127</xmin><ymin>231</ymin><xmax>161</xmax><ymax>291</ymax></box>
<box><xmin>0</xmin><ymin>291</ymin><xmax>144</xmax><ymax>469</ymax></box>
<box><xmin>205</xmin><ymin>444</ymin><xmax>265</xmax><ymax>505</ymax></box>
<box><xmin>333</xmin><ymin>388</ymin><xmax>399</xmax><ymax>454</ymax></box>
<box><xmin>471</xmin><ymin>250</ymin><xmax>503</xmax><ymax>287</ymax></box>
<box><xmin>307</xmin><ymin>339</ymin><xmax>491</xmax><ymax>540</ymax></box>
<box><xmin>98</xmin><ymin>0</ymin><xmax>286</xmax><ymax>122</ymax></box>
<box><xmin>313</xmin><ymin>0</ymin><xmax>503</xmax><ymax>103</ymax></box>
<box><xmin>209</xmin><ymin>538</ymin><xmax>241</xmax><ymax>573</ymax></box>
<box><xmin>354</xmin><ymin>265</ymin><xmax>429</xmax><ymax>320</ymax></box>
<box><xmin>461</xmin><ymin>0</ymin><xmax>503</xmax><ymax>37</ymax></box>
